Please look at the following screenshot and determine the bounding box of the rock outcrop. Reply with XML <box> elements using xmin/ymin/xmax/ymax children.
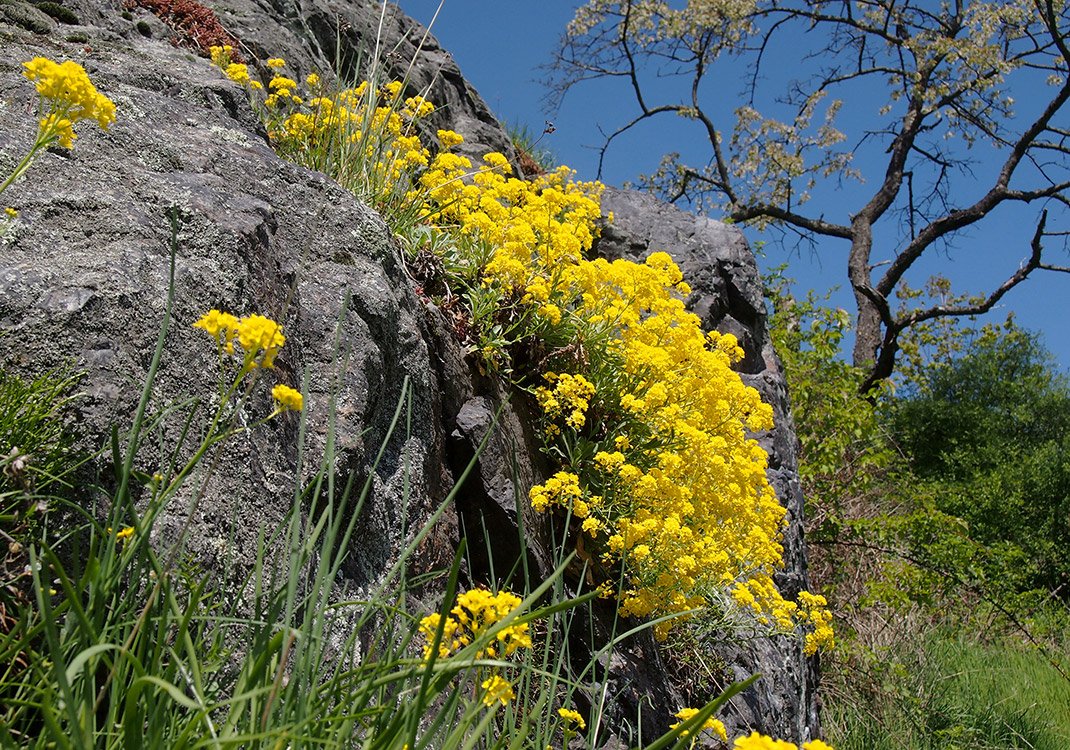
<box><xmin>0</xmin><ymin>0</ymin><xmax>818</xmax><ymax>743</ymax></box>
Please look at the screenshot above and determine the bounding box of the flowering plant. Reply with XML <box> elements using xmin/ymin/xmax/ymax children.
<box><xmin>1</xmin><ymin>57</ymin><xmax>116</xmax><ymax>202</ymax></box>
<box><xmin>204</xmin><ymin>47</ymin><xmax>833</xmax><ymax>649</ymax></box>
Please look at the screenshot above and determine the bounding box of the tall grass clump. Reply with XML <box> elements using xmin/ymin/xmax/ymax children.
<box><xmin>824</xmin><ymin>628</ymin><xmax>1070</xmax><ymax>750</ymax></box>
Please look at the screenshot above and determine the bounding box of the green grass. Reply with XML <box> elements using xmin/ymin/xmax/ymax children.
<box><xmin>506</xmin><ymin>121</ymin><xmax>556</xmax><ymax>175</ymax></box>
<box><xmin>825</xmin><ymin>627</ymin><xmax>1070</xmax><ymax>750</ymax></box>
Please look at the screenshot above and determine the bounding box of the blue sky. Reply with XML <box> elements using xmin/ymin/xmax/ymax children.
<box><xmin>396</xmin><ymin>1</ymin><xmax>1070</xmax><ymax>373</ymax></box>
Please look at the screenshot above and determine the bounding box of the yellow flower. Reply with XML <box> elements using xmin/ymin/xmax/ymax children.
<box><xmin>266</xmin><ymin>58</ymin><xmax>286</xmax><ymax>69</ymax></box>
<box><xmin>193</xmin><ymin>309</ymin><xmax>240</xmax><ymax>352</ymax></box>
<box><xmin>305</xmin><ymin>72</ymin><xmax>320</xmax><ymax>87</ymax></box>
<box><xmin>271</xmin><ymin>384</ymin><xmax>303</xmax><ymax>412</ymax></box>
<box><xmin>538</xmin><ymin>303</ymin><xmax>562</xmax><ymax>324</ymax></box>
<box><xmin>236</xmin><ymin>314</ymin><xmax>285</xmax><ymax>366</ymax></box>
<box><xmin>224</xmin><ymin>62</ymin><xmax>252</xmax><ymax>85</ymax></box>
<box><xmin>209</xmin><ymin>45</ymin><xmax>233</xmax><ymax>67</ymax></box>
<box><xmin>107</xmin><ymin>526</ymin><xmax>135</xmax><ymax>544</ymax></box>
<box><xmin>4</xmin><ymin>207</ymin><xmax>16</xmax><ymax>219</ymax></box>
<box><xmin>23</xmin><ymin>57</ymin><xmax>116</xmax><ymax>130</ymax></box>
<box><xmin>40</xmin><ymin>114</ymin><xmax>76</xmax><ymax>149</ymax></box>
<box><xmin>734</xmin><ymin>731</ymin><xmax>802</xmax><ymax>749</ymax></box>
<box><xmin>672</xmin><ymin>707</ymin><xmax>727</xmax><ymax>741</ymax></box>
<box><xmin>480</xmin><ymin>675</ymin><xmax>514</xmax><ymax>707</ymax></box>
<box><xmin>581</xmin><ymin>517</ymin><xmax>603</xmax><ymax>537</ymax></box>
<box><xmin>558</xmin><ymin>707</ymin><xmax>586</xmax><ymax>730</ymax></box>
<box><xmin>418</xmin><ymin>588</ymin><xmax>531</xmax><ymax>660</ymax></box>
<box><xmin>437</xmin><ymin>129</ymin><xmax>464</xmax><ymax>148</ymax></box>
<box><xmin>269</xmin><ymin>75</ymin><xmax>298</xmax><ymax>92</ymax></box>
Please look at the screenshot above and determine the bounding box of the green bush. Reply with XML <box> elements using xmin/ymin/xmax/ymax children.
<box><xmin>0</xmin><ymin>368</ymin><xmax>84</xmax><ymax>613</ymax></box>
<box><xmin>890</xmin><ymin>328</ymin><xmax>1070</xmax><ymax>595</ymax></box>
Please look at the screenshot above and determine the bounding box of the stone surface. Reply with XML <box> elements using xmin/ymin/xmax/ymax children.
<box><xmin>0</xmin><ymin>1</ymin><xmax>818</xmax><ymax>743</ymax></box>
<box><xmin>0</xmin><ymin>24</ymin><xmax>443</xmax><ymax>599</ymax></box>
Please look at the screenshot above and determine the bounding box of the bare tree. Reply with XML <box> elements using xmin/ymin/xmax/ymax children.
<box><xmin>550</xmin><ymin>0</ymin><xmax>1070</xmax><ymax>391</ymax></box>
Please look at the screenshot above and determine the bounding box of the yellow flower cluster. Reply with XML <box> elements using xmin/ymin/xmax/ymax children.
<box><xmin>558</xmin><ymin>707</ymin><xmax>586</xmax><ymax>729</ymax></box>
<box><xmin>523</xmin><ymin>252</ymin><xmax>788</xmax><ymax>632</ymax></box>
<box><xmin>528</xmin><ymin>471</ymin><xmax>586</xmax><ymax>515</ymax></box>
<box><xmin>193</xmin><ymin>310</ymin><xmax>303</xmax><ymax>415</ymax></box>
<box><xmin>480</xmin><ymin>675</ymin><xmax>515</xmax><ymax>707</ymax></box>
<box><xmin>271</xmin><ymin>384</ymin><xmax>303</xmax><ymax>412</ymax></box>
<box><xmin>415</xmin><ymin>139</ymin><xmax>604</xmax><ymax>290</ymax></box>
<box><xmin>265</xmin><ymin>74</ymin><xmax>301</xmax><ymax>109</ymax></box>
<box><xmin>672</xmin><ymin>707</ymin><xmax>728</xmax><ymax>741</ymax></box>
<box><xmin>734</xmin><ymin>733</ymin><xmax>834</xmax><ymax>750</ymax></box>
<box><xmin>535</xmin><ymin>372</ymin><xmax>596</xmax><ymax>431</ymax></box>
<box><xmin>209</xmin><ymin>58</ymin><xmax>833</xmax><ymax>651</ymax></box>
<box><xmin>209</xmin><ymin>46</ymin><xmax>263</xmax><ymax>91</ymax></box>
<box><xmin>418</xmin><ymin>587</ymin><xmax>532</xmax><ymax>661</ymax></box>
<box><xmin>207</xmin><ymin>56</ymin><xmax>432</xmax><ymax>195</ymax></box>
<box><xmin>521</xmin><ymin>250</ymin><xmax>834</xmax><ymax>644</ymax></box>
<box><xmin>193</xmin><ymin>309</ymin><xmax>286</xmax><ymax>368</ymax></box>
<box><xmin>22</xmin><ymin>57</ymin><xmax>116</xmax><ymax>149</ymax></box>
<box><xmin>797</xmin><ymin>591</ymin><xmax>835</xmax><ymax>655</ymax></box>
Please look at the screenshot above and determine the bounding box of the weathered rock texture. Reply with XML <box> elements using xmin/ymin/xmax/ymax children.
<box><xmin>0</xmin><ymin>0</ymin><xmax>818</xmax><ymax>743</ymax></box>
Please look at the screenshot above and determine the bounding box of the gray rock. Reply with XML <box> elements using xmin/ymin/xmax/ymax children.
<box><xmin>0</xmin><ymin>26</ymin><xmax>442</xmax><ymax>599</ymax></box>
<box><xmin>0</xmin><ymin>0</ymin><xmax>55</xmax><ymax>34</ymax></box>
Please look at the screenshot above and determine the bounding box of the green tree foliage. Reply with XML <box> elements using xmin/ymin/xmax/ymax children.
<box><xmin>551</xmin><ymin>0</ymin><xmax>1070</xmax><ymax>389</ymax></box>
<box><xmin>767</xmin><ymin>281</ymin><xmax>1070</xmax><ymax>746</ymax></box>
<box><xmin>891</xmin><ymin>328</ymin><xmax>1070</xmax><ymax>596</ymax></box>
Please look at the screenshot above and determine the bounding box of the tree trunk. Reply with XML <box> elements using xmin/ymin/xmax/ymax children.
<box><xmin>847</xmin><ymin>219</ymin><xmax>882</xmax><ymax>369</ymax></box>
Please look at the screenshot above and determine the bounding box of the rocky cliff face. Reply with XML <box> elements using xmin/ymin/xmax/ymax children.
<box><xmin>0</xmin><ymin>0</ymin><xmax>818</xmax><ymax>742</ymax></box>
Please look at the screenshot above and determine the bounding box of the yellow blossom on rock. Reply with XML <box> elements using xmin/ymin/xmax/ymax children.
<box><xmin>224</xmin><ymin>62</ymin><xmax>252</xmax><ymax>86</ymax></box>
<box><xmin>21</xmin><ymin>57</ymin><xmax>116</xmax><ymax>151</ymax></box>
<box><xmin>266</xmin><ymin>58</ymin><xmax>286</xmax><ymax>69</ymax></box>
<box><xmin>269</xmin><ymin>75</ymin><xmax>297</xmax><ymax>92</ymax></box>
<box><xmin>271</xmin><ymin>384</ymin><xmax>303</xmax><ymax>412</ymax></box>
<box><xmin>209</xmin><ymin>45</ymin><xmax>233</xmax><ymax>67</ymax></box>
<box><xmin>437</xmin><ymin>129</ymin><xmax>464</xmax><ymax>148</ymax></box>
<box><xmin>528</xmin><ymin>471</ymin><xmax>583</xmax><ymax>514</ymax></box>
<box><xmin>672</xmin><ymin>708</ymin><xmax>727</xmax><ymax>741</ymax></box>
<box><xmin>193</xmin><ymin>309</ymin><xmax>239</xmax><ymax>353</ymax></box>
<box><xmin>418</xmin><ymin>587</ymin><xmax>531</xmax><ymax>660</ymax></box>
<box><xmin>236</xmin><ymin>314</ymin><xmax>285</xmax><ymax>366</ymax></box>
<box><xmin>40</xmin><ymin>114</ymin><xmax>76</xmax><ymax>149</ymax></box>
<box><xmin>733</xmin><ymin>731</ymin><xmax>818</xmax><ymax>750</ymax></box>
